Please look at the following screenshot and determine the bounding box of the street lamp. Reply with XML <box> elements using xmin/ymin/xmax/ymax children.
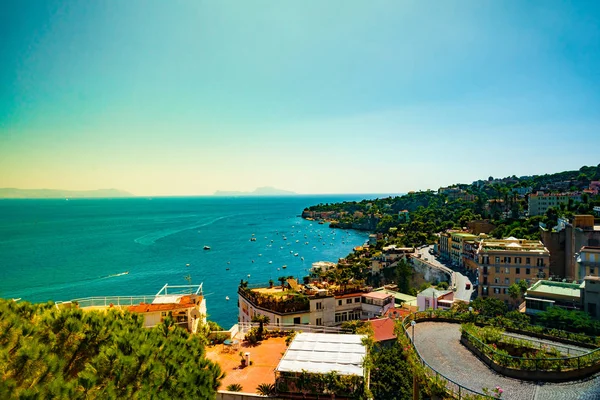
<box><xmin>411</xmin><ymin>320</ymin><xmax>416</xmax><ymax>344</ymax></box>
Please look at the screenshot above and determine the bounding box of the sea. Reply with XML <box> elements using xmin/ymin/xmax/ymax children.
<box><xmin>0</xmin><ymin>196</ymin><xmax>371</xmax><ymax>328</ymax></box>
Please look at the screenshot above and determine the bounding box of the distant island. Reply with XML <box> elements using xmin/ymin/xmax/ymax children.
<box><xmin>213</xmin><ymin>186</ymin><xmax>296</xmax><ymax>196</ymax></box>
<box><xmin>0</xmin><ymin>188</ymin><xmax>134</xmax><ymax>199</ymax></box>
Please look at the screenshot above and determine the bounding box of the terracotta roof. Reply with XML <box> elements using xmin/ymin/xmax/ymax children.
<box><xmin>383</xmin><ymin>307</ymin><xmax>411</xmax><ymax>320</ymax></box>
<box><xmin>363</xmin><ymin>291</ymin><xmax>393</xmax><ymax>300</ymax></box>
<box><xmin>368</xmin><ymin>318</ymin><xmax>396</xmax><ymax>342</ymax></box>
<box><xmin>127</xmin><ymin>295</ymin><xmax>198</xmax><ymax>313</ymax></box>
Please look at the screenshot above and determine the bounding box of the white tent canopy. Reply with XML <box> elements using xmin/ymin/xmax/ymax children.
<box><xmin>276</xmin><ymin>333</ymin><xmax>366</xmax><ymax>376</ymax></box>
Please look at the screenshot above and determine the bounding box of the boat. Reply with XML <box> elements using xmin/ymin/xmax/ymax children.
<box><xmin>204</xmin><ymin>246</ymin><xmax>211</xmax><ymax>250</ymax></box>
<box><xmin>269</xmin><ymin>261</ymin><xmax>273</xmax><ymax>264</ymax></box>
<box><xmin>226</xmin><ymin>268</ymin><xmax>230</xmax><ymax>271</ymax></box>
<box><xmin>225</xmin><ymin>296</ymin><xmax>230</xmax><ymax>301</ymax></box>
<box><xmin>250</xmin><ymin>237</ymin><xmax>257</xmax><ymax>241</ymax></box>
<box><xmin>301</xmin><ymin>257</ymin><xmax>304</xmax><ymax>261</ymax></box>
<box><xmin>282</xmin><ymin>265</ymin><xmax>287</xmax><ymax>269</ymax></box>
<box><xmin>294</xmin><ymin>253</ymin><xmax>299</xmax><ymax>257</ymax></box>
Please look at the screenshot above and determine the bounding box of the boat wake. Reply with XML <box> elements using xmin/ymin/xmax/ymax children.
<box><xmin>134</xmin><ymin>214</ymin><xmax>238</xmax><ymax>246</ymax></box>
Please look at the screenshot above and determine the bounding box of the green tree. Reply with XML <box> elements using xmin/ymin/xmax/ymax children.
<box><xmin>0</xmin><ymin>299</ymin><xmax>223</xmax><ymax>399</ymax></box>
<box><xmin>251</xmin><ymin>314</ymin><xmax>270</xmax><ymax>339</ymax></box>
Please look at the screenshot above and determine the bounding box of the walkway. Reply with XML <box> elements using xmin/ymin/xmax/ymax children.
<box><xmin>410</xmin><ymin>322</ymin><xmax>600</xmax><ymax>400</ymax></box>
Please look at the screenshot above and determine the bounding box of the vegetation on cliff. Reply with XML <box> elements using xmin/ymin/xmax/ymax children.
<box><xmin>0</xmin><ymin>299</ymin><xmax>223</xmax><ymax>399</ymax></box>
<box><xmin>305</xmin><ymin>164</ymin><xmax>600</xmax><ymax>247</ymax></box>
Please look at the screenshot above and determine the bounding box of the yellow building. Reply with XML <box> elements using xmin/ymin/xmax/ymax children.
<box><xmin>450</xmin><ymin>232</ymin><xmax>478</xmax><ymax>267</ymax></box>
<box><xmin>476</xmin><ymin>237</ymin><xmax>550</xmax><ymax>303</ymax></box>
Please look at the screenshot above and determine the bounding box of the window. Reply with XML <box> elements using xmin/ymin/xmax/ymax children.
<box><xmin>516</xmin><ymin>268</ymin><xmax>520</xmax><ymax>275</ymax></box>
<box><xmin>591</xmin><ymin>268</ymin><xmax>596</xmax><ymax>275</ymax></box>
<box><xmin>161</xmin><ymin>312</ymin><xmax>167</xmax><ymax>317</ymax></box>
<box><xmin>516</xmin><ymin>278</ymin><xmax>520</xmax><ymax>283</ymax></box>
<box><xmin>495</xmin><ymin>256</ymin><xmax>500</xmax><ymax>264</ymax></box>
<box><xmin>316</xmin><ymin>302</ymin><xmax>323</xmax><ymax>310</ymax></box>
<box><xmin>316</xmin><ymin>318</ymin><xmax>323</xmax><ymax>326</ymax></box>
<box><xmin>526</xmin><ymin>268</ymin><xmax>531</xmax><ymax>275</ymax></box>
<box><xmin>526</xmin><ymin>257</ymin><xmax>531</xmax><ymax>265</ymax></box>
<box><xmin>494</xmin><ymin>288</ymin><xmax>500</xmax><ymax>294</ymax></box>
<box><xmin>425</xmin><ymin>299</ymin><xmax>430</xmax><ymax>309</ymax></box>
<box><xmin>505</xmin><ymin>257</ymin><xmax>511</xmax><ymax>264</ymax></box>
<box><xmin>495</xmin><ymin>266</ymin><xmax>500</xmax><ymax>273</ymax></box>
<box><xmin>503</xmin><ymin>288</ymin><xmax>507</xmax><ymax>294</ymax></box>
<box><xmin>346</xmin><ymin>298</ymin><xmax>352</xmax><ymax>304</ymax></box>
<box><xmin>505</xmin><ymin>278</ymin><xmax>510</xmax><ymax>285</ymax></box>
<box><xmin>338</xmin><ymin>300</ymin><xmax>342</xmax><ymax>306</ymax></box>
<box><xmin>515</xmin><ymin>257</ymin><xmax>521</xmax><ymax>264</ymax></box>
<box><xmin>589</xmin><ymin>303</ymin><xmax>597</xmax><ymax>318</ymax></box>
<box><xmin>537</xmin><ymin>258</ymin><xmax>545</xmax><ymax>267</ymax></box>
<box><xmin>482</xmin><ymin>286</ymin><xmax>489</xmax><ymax>295</ymax></box>
<box><xmin>494</xmin><ymin>278</ymin><xmax>499</xmax><ymax>284</ymax></box>
<box><xmin>293</xmin><ymin>317</ymin><xmax>301</xmax><ymax>324</ymax></box>
<box><xmin>355</xmin><ymin>297</ymin><xmax>361</xmax><ymax>303</ymax></box>
<box><xmin>505</xmin><ymin>267</ymin><xmax>509</xmax><ymax>274</ymax></box>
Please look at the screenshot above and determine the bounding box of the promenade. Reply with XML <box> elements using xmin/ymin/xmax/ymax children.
<box><xmin>410</xmin><ymin>322</ymin><xmax>600</xmax><ymax>400</ymax></box>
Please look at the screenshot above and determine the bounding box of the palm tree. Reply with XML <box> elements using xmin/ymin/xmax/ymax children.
<box><xmin>227</xmin><ymin>383</ymin><xmax>243</xmax><ymax>392</ymax></box>
<box><xmin>252</xmin><ymin>314</ymin><xmax>270</xmax><ymax>339</ymax></box>
<box><xmin>256</xmin><ymin>382</ymin><xmax>277</xmax><ymax>396</ymax></box>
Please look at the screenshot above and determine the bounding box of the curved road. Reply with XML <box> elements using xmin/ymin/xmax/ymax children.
<box><xmin>410</xmin><ymin>322</ymin><xmax>600</xmax><ymax>400</ymax></box>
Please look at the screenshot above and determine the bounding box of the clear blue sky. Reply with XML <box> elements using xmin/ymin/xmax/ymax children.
<box><xmin>1</xmin><ymin>1</ymin><xmax>599</xmax><ymax>195</ymax></box>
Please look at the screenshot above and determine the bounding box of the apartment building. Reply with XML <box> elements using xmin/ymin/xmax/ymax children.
<box><xmin>528</xmin><ymin>191</ymin><xmax>582</xmax><ymax>216</ymax></box>
<box><xmin>577</xmin><ymin>246</ymin><xmax>600</xmax><ymax>281</ymax></box>
<box><xmin>476</xmin><ymin>237</ymin><xmax>550</xmax><ymax>303</ymax></box>
<box><xmin>237</xmin><ymin>280</ymin><xmax>394</xmax><ymax>327</ymax></box>
<box><xmin>541</xmin><ymin>215</ymin><xmax>600</xmax><ymax>280</ymax></box>
<box><xmin>450</xmin><ymin>232</ymin><xmax>478</xmax><ymax>267</ymax></box>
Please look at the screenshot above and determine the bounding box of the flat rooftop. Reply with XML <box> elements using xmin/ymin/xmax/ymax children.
<box><xmin>374</xmin><ymin>288</ymin><xmax>417</xmax><ymax>305</ymax></box>
<box><xmin>527</xmin><ymin>280</ymin><xmax>581</xmax><ymax>299</ymax></box>
<box><xmin>276</xmin><ymin>333</ymin><xmax>366</xmax><ymax>376</ymax></box>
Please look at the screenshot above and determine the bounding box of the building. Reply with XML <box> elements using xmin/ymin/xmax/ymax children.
<box><xmin>467</xmin><ymin>220</ymin><xmax>496</xmax><ymax>235</ymax></box>
<box><xmin>524</xmin><ymin>280</ymin><xmax>582</xmax><ymax>316</ymax></box>
<box><xmin>577</xmin><ymin>247</ymin><xmax>600</xmax><ymax>280</ymax></box>
<box><xmin>275</xmin><ymin>333</ymin><xmax>368</xmax><ymax>397</ymax></box>
<box><xmin>398</xmin><ymin>209</ymin><xmax>410</xmax><ymax>222</ymax></box>
<box><xmin>565</xmin><ymin>215</ymin><xmax>600</xmax><ymax>280</ymax></box>
<box><xmin>438</xmin><ymin>187</ymin><xmax>476</xmax><ymax>202</ymax></box>
<box><xmin>238</xmin><ymin>280</ymin><xmax>394</xmax><ymax>327</ymax></box>
<box><xmin>61</xmin><ymin>283</ymin><xmax>207</xmax><ymax>333</ymax></box>
<box><xmin>583</xmin><ymin>276</ymin><xmax>600</xmax><ymax>319</ymax></box>
<box><xmin>528</xmin><ymin>191</ymin><xmax>582</xmax><ymax>216</ymax></box>
<box><xmin>368</xmin><ymin>317</ymin><xmax>397</xmax><ymax>346</ymax></box>
<box><xmin>476</xmin><ymin>237</ymin><xmax>550</xmax><ymax>303</ymax></box>
<box><xmin>511</xmin><ymin>187</ymin><xmax>533</xmax><ymax>196</ymax></box>
<box><xmin>450</xmin><ymin>232</ymin><xmax>478</xmax><ymax>267</ymax></box>
<box><xmin>417</xmin><ymin>287</ymin><xmax>455</xmax><ymax>311</ymax></box>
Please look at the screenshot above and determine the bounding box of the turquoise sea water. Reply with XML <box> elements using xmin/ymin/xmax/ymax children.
<box><xmin>0</xmin><ymin>196</ymin><xmax>369</xmax><ymax>327</ymax></box>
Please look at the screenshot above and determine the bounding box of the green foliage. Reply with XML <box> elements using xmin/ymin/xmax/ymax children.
<box><xmin>226</xmin><ymin>383</ymin><xmax>243</xmax><ymax>392</ymax></box>
<box><xmin>0</xmin><ymin>299</ymin><xmax>223</xmax><ymax>399</ymax></box>
<box><xmin>370</xmin><ymin>343</ymin><xmax>413</xmax><ymax>400</ymax></box>
<box><xmin>436</xmin><ymin>281</ymin><xmax>449</xmax><ymax>290</ymax></box>
<box><xmin>256</xmin><ymin>382</ymin><xmax>276</xmax><ymax>396</ymax></box>
<box><xmin>471</xmin><ymin>297</ymin><xmax>508</xmax><ymax>318</ymax></box>
<box><xmin>538</xmin><ymin>306</ymin><xmax>600</xmax><ymax>336</ymax></box>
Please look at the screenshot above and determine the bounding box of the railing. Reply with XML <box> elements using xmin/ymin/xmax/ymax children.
<box><xmin>239</xmin><ymin>322</ymin><xmax>349</xmax><ymax>335</ymax></box>
<box><xmin>462</xmin><ymin>329</ymin><xmax>600</xmax><ymax>372</ymax></box>
<box><xmin>56</xmin><ymin>295</ymin><xmax>158</xmax><ymax>309</ymax></box>
<box><xmin>238</xmin><ymin>287</ymin><xmax>311</xmax><ymax>314</ymax></box>
<box><xmin>401</xmin><ymin>314</ymin><xmax>492</xmax><ymax>399</ymax></box>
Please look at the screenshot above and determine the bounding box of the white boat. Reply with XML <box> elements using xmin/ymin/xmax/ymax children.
<box><xmin>294</xmin><ymin>253</ymin><xmax>299</xmax><ymax>257</ymax></box>
<box><xmin>226</xmin><ymin>296</ymin><xmax>230</xmax><ymax>301</ymax></box>
<box><xmin>204</xmin><ymin>246</ymin><xmax>211</xmax><ymax>250</ymax></box>
<box><xmin>269</xmin><ymin>261</ymin><xmax>273</xmax><ymax>264</ymax></box>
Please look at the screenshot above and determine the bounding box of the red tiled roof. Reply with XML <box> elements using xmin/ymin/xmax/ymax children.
<box><xmin>383</xmin><ymin>307</ymin><xmax>411</xmax><ymax>320</ymax></box>
<box><xmin>368</xmin><ymin>318</ymin><xmax>396</xmax><ymax>342</ymax></box>
<box><xmin>127</xmin><ymin>295</ymin><xmax>198</xmax><ymax>313</ymax></box>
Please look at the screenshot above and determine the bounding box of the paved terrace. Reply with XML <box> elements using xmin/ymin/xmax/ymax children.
<box><xmin>410</xmin><ymin>322</ymin><xmax>600</xmax><ymax>400</ymax></box>
<box><xmin>206</xmin><ymin>337</ymin><xmax>287</xmax><ymax>394</ymax></box>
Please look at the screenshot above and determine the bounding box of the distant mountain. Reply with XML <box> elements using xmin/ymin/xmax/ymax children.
<box><xmin>213</xmin><ymin>186</ymin><xmax>296</xmax><ymax>196</ymax></box>
<box><xmin>0</xmin><ymin>188</ymin><xmax>134</xmax><ymax>199</ymax></box>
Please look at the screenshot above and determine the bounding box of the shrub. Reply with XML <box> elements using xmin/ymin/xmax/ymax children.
<box><xmin>227</xmin><ymin>383</ymin><xmax>243</xmax><ymax>392</ymax></box>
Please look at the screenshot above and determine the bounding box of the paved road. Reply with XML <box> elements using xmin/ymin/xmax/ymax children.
<box><xmin>415</xmin><ymin>245</ymin><xmax>474</xmax><ymax>302</ymax></box>
<box><xmin>410</xmin><ymin>322</ymin><xmax>600</xmax><ymax>400</ymax></box>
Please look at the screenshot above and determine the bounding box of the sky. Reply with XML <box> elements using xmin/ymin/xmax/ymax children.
<box><xmin>1</xmin><ymin>0</ymin><xmax>599</xmax><ymax>196</ymax></box>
